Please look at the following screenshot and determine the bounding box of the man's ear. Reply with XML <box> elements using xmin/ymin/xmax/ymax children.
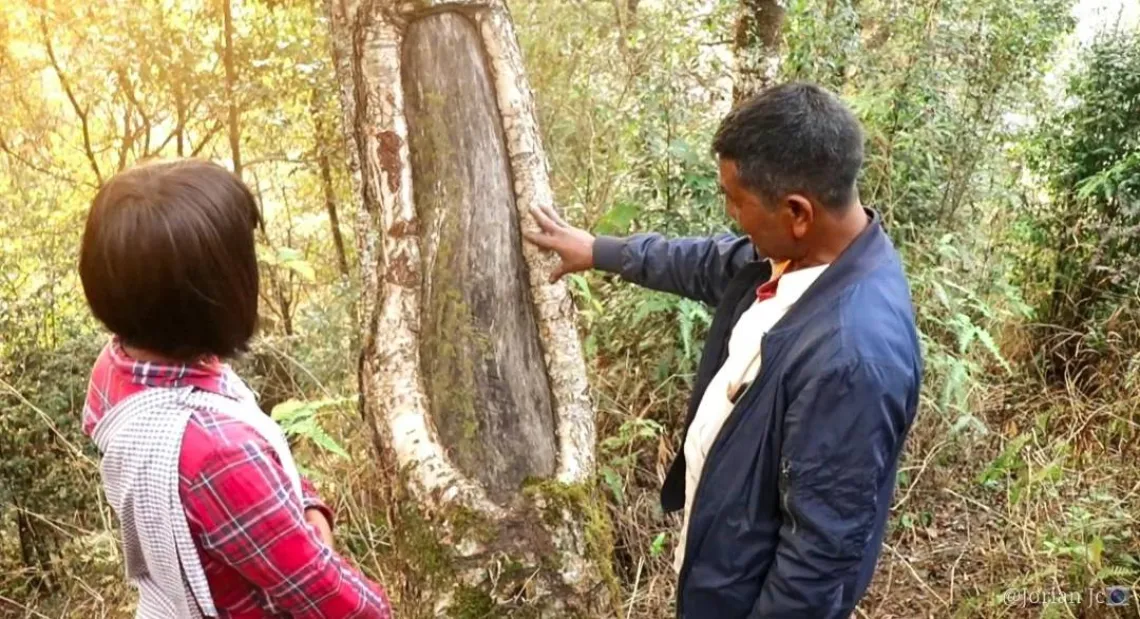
<box><xmin>784</xmin><ymin>194</ymin><xmax>815</xmax><ymax>239</ymax></box>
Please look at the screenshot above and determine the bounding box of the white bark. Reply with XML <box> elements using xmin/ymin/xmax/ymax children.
<box><xmin>328</xmin><ymin>0</ymin><xmax>498</xmax><ymax>514</ymax></box>
<box><xmin>477</xmin><ymin>7</ymin><xmax>595</xmax><ymax>486</ymax></box>
<box><xmin>325</xmin><ymin>0</ymin><xmax>610</xmax><ymax>613</ymax></box>
<box><xmin>329</xmin><ymin>0</ymin><xmax>595</xmax><ymax>513</ymax></box>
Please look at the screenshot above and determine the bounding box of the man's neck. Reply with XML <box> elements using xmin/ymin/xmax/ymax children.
<box><xmin>786</xmin><ymin>203</ymin><xmax>869</xmax><ymax>272</ymax></box>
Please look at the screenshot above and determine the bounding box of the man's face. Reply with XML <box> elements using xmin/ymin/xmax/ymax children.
<box><xmin>718</xmin><ymin>157</ymin><xmax>809</xmax><ymax>263</ymax></box>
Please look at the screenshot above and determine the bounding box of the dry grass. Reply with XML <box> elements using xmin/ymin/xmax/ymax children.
<box><xmin>6</xmin><ymin>351</ymin><xmax>1140</xmax><ymax>619</ymax></box>
<box><xmin>861</xmin><ymin>381</ymin><xmax>1140</xmax><ymax>619</ymax></box>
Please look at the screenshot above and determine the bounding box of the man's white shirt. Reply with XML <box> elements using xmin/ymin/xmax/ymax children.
<box><xmin>674</xmin><ymin>263</ymin><xmax>830</xmax><ymax>572</ymax></box>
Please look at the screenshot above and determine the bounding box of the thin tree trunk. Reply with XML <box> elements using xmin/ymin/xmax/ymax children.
<box><xmin>176</xmin><ymin>85</ymin><xmax>186</xmax><ymax>157</ymax></box>
<box><xmin>312</xmin><ymin>90</ymin><xmax>351</xmax><ymax>278</ymax></box>
<box><xmin>319</xmin><ymin>147</ymin><xmax>350</xmax><ymax>278</ymax></box>
<box><xmin>222</xmin><ymin>0</ymin><xmax>242</xmax><ymax>179</ymax></box>
<box><xmin>325</xmin><ymin>1</ymin><xmax>613</xmax><ymax>615</ymax></box>
<box><xmin>734</xmin><ymin>0</ymin><xmax>786</xmax><ymax>104</ymax></box>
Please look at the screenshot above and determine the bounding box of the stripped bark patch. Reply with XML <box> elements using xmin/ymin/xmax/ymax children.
<box><xmin>377</xmin><ymin>129</ymin><xmax>403</xmax><ymax>194</ymax></box>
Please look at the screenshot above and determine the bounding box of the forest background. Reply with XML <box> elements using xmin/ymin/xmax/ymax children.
<box><xmin>2</xmin><ymin>0</ymin><xmax>1140</xmax><ymax>617</ymax></box>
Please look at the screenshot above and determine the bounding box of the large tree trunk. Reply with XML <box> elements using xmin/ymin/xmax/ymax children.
<box><xmin>324</xmin><ymin>1</ymin><xmax>614</xmax><ymax>616</ymax></box>
<box><xmin>734</xmin><ymin>0</ymin><xmax>786</xmax><ymax>103</ymax></box>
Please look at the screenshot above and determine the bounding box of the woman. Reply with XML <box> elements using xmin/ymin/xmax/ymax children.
<box><xmin>79</xmin><ymin>158</ymin><xmax>391</xmax><ymax>618</ymax></box>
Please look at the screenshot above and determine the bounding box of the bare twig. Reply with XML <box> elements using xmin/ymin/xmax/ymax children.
<box><xmin>942</xmin><ymin>487</ymin><xmax>1037</xmax><ymax>535</ymax></box>
<box><xmin>190</xmin><ymin>120</ymin><xmax>225</xmax><ymax>157</ymax></box>
<box><xmin>884</xmin><ymin>542</ymin><xmax>949</xmax><ymax>608</ymax></box>
<box><xmin>625</xmin><ymin>556</ymin><xmax>644</xmax><ymax>619</ymax></box>
<box><xmin>0</xmin><ymin>376</ymin><xmax>94</xmax><ymax>465</ymax></box>
<box><xmin>115</xmin><ymin>101</ymin><xmax>134</xmax><ymax>172</ymax></box>
<box><xmin>0</xmin><ymin>134</ymin><xmax>88</xmax><ymax>188</ymax></box>
<box><xmin>0</xmin><ymin>594</ymin><xmax>52</xmax><ymax>619</ymax></box>
<box><xmin>257</xmin><ymin>338</ymin><xmax>336</xmax><ymax>399</ymax></box>
<box><xmin>892</xmin><ymin>439</ymin><xmax>950</xmax><ymax>511</ymax></box>
<box><xmin>19</xmin><ymin>507</ymin><xmax>96</xmax><ymax>538</ymax></box>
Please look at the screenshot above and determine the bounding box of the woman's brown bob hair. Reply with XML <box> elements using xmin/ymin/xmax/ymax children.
<box><xmin>80</xmin><ymin>159</ymin><xmax>263</xmax><ymax>360</ymax></box>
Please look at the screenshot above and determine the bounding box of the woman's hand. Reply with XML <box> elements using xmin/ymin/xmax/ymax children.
<box><xmin>305</xmin><ymin>507</ymin><xmax>334</xmax><ymax>547</ymax></box>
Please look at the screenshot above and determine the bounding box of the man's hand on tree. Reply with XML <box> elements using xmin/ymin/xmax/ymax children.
<box><xmin>524</xmin><ymin>205</ymin><xmax>595</xmax><ymax>283</ymax></box>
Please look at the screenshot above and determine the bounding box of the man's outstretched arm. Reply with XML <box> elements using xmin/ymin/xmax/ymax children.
<box><xmin>525</xmin><ymin>204</ymin><xmax>757</xmax><ymax>306</ymax></box>
<box><xmin>753</xmin><ymin>361</ymin><xmax>913</xmax><ymax>618</ymax></box>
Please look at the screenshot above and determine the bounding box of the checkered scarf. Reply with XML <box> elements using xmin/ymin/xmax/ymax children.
<box><xmin>87</xmin><ymin>340</ymin><xmax>301</xmax><ymax>618</ymax></box>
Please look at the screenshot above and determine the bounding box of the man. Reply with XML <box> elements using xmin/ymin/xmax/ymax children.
<box><xmin>525</xmin><ymin>82</ymin><xmax>922</xmax><ymax>618</ymax></box>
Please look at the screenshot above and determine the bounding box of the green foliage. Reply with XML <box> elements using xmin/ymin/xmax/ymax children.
<box><xmin>909</xmin><ymin>233</ymin><xmax>1029</xmax><ymax>436</ymax></box>
<box><xmin>0</xmin><ymin>0</ymin><xmax>357</xmax><ymax>603</ymax></box>
<box><xmin>260</xmin><ymin>245</ymin><xmax>319</xmax><ymax>284</ymax></box>
<box><xmin>2</xmin><ymin>0</ymin><xmax>1139</xmax><ymax>616</ymax></box>
<box><xmin>977</xmin><ymin>433</ymin><xmax>1033</xmax><ymax>488</ymax></box>
<box><xmin>784</xmin><ymin>0</ymin><xmax>1074</xmax><ymax>236</ymax></box>
<box><xmin>780</xmin><ymin>0</ymin><xmax>1073</xmax><ymax>448</ymax></box>
<box><xmin>0</xmin><ymin>333</ymin><xmax>105</xmax><ymax>590</ymax></box>
<box><xmin>449</xmin><ymin>586</ymin><xmax>497</xmax><ymax>619</ymax></box>
<box><xmin>649</xmin><ymin>532</ymin><xmax>668</xmax><ymax>559</ymax></box>
<box><xmin>1039</xmin><ymin>492</ymin><xmax>1139</xmax><ymax>589</ymax></box>
<box><xmin>1025</xmin><ymin>27</ymin><xmax>1140</xmax><ymax>386</ymax></box>
<box><xmin>598</xmin><ymin>417</ymin><xmax>665</xmax><ymax>507</ymax></box>
<box><xmin>272</xmin><ymin>397</ymin><xmax>353</xmax><ymax>459</ymax></box>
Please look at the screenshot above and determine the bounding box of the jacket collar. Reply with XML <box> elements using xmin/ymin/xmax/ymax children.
<box><xmin>766</xmin><ymin>207</ymin><xmax>896</xmax><ymax>335</ymax></box>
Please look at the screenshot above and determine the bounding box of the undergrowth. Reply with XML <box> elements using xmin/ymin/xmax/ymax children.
<box><xmin>3</xmin><ymin>1</ymin><xmax>1140</xmax><ymax>618</ymax></box>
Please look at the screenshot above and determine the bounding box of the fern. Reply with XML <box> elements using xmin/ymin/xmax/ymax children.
<box><xmin>307</xmin><ymin>423</ymin><xmax>350</xmax><ymax>459</ymax></box>
<box><xmin>676</xmin><ymin>298</ymin><xmax>711</xmax><ymax>363</ymax></box>
<box><xmin>271</xmin><ymin>397</ymin><xmax>352</xmax><ymax>459</ymax></box>
<box><xmin>939</xmin><ymin>359</ymin><xmax>969</xmax><ymax>413</ymax></box>
<box><xmin>974</xmin><ymin>326</ymin><xmax>1013</xmax><ymax>374</ymax></box>
<box><xmin>1096</xmin><ymin>565</ymin><xmax>1138</xmax><ymax>582</ymax></box>
<box><xmin>601</xmin><ymin>466</ymin><xmax>625</xmax><ymax>507</ymax></box>
<box><xmin>978</xmin><ymin>433</ymin><xmax>1032</xmax><ymax>487</ymax></box>
<box><xmin>678</xmin><ymin>307</ymin><xmax>694</xmax><ymax>362</ymax></box>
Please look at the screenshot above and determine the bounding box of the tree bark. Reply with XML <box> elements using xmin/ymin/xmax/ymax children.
<box><xmin>324</xmin><ymin>1</ymin><xmax>613</xmax><ymax>616</ymax></box>
<box><xmin>734</xmin><ymin>0</ymin><xmax>786</xmax><ymax>104</ymax></box>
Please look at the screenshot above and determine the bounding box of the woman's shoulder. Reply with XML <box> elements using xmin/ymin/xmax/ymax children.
<box><xmin>178</xmin><ymin>394</ymin><xmax>277</xmax><ymax>479</ymax></box>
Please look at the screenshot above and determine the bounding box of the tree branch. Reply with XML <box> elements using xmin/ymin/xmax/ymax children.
<box><xmin>156</xmin><ymin>83</ymin><xmax>214</xmax><ymax>156</ymax></box>
<box><xmin>190</xmin><ymin>120</ymin><xmax>225</xmax><ymax>157</ymax></box>
<box><xmin>243</xmin><ymin>155</ymin><xmax>315</xmax><ymax>167</ymax></box>
<box><xmin>115</xmin><ymin>101</ymin><xmax>134</xmax><ymax>171</ymax></box>
<box><xmin>154</xmin><ymin>111</ymin><xmax>191</xmax><ymax>156</ymax></box>
<box><xmin>40</xmin><ymin>16</ymin><xmax>103</xmax><ymax>185</ymax></box>
<box><xmin>0</xmin><ymin>134</ymin><xmax>88</xmax><ymax>188</ymax></box>
<box><xmin>115</xmin><ymin>68</ymin><xmax>153</xmax><ymax>164</ymax></box>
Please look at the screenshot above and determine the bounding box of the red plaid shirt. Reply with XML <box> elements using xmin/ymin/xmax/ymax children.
<box><xmin>83</xmin><ymin>339</ymin><xmax>392</xmax><ymax>618</ymax></box>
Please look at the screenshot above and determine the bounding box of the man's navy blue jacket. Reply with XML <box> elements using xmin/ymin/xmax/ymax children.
<box><xmin>594</xmin><ymin>210</ymin><xmax>921</xmax><ymax>618</ymax></box>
